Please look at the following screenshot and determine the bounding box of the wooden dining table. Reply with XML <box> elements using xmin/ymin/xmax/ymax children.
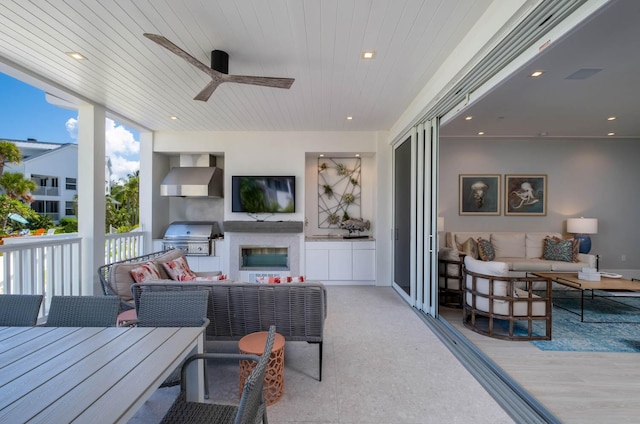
<box><xmin>0</xmin><ymin>325</ymin><xmax>205</xmax><ymax>423</ymax></box>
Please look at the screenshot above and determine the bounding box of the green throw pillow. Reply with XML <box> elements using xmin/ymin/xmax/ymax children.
<box><xmin>543</xmin><ymin>237</ymin><xmax>577</xmax><ymax>262</ymax></box>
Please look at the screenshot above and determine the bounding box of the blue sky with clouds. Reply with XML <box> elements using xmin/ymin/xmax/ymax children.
<box><xmin>0</xmin><ymin>72</ymin><xmax>140</xmax><ymax>181</ymax></box>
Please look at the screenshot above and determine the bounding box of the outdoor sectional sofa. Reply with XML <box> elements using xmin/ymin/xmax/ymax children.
<box><xmin>98</xmin><ymin>249</ymin><xmax>327</xmax><ymax>380</ymax></box>
<box><xmin>438</xmin><ymin>231</ymin><xmax>598</xmax><ymax>307</ymax></box>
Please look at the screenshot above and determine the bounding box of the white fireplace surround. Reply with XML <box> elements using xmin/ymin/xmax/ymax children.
<box><xmin>227</xmin><ymin>232</ymin><xmax>302</xmax><ymax>281</ymax></box>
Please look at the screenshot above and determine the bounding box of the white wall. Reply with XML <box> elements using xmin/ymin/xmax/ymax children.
<box><xmin>153</xmin><ymin>130</ymin><xmax>394</xmax><ymax>286</ymax></box>
<box><xmin>439</xmin><ymin>137</ymin><xmax>640</xmax><ymax>271</ymax></box>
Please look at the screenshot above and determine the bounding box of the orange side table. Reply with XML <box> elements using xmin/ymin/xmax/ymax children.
<box><xmin>238</xmin><ymin>331</ymin><xmax>286</xmax><ymax>406</ymax></box>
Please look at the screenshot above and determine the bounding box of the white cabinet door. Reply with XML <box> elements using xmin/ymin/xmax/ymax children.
<box><xmin>352</xmin><ymin>249</ymin><xmax>376</xmax><ymax>280</ymax></box>
<box><xmin>197</xmin><ymin>256</ymin><xmax>222</xmax><ymax>272</ymax></box>
<box><xmin>329</xmin><ymin>248</ymin><xmax>352</xmax><ymax>280</ymax></box>
<box><xmin>305</xmin><ymin>249</ymin><xmax>329</xmax><ymax>280</ymax></box>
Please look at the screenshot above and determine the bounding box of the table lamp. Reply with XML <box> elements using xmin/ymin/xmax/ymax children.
<box><xmin>567</xmin><ymin>217</ymin><xmax>598</xmax><ymax>254</ymax></box>
<box><xmin>437</xmin><ymin>217</ymin><xmax>444</xmax><ymax>232</ymax></box>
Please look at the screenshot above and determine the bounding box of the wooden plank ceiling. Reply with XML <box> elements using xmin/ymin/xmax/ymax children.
<box><xmin>0</xmin><ymin>0</ymin><xmax>492</xmax><ymax>132</ymax></box>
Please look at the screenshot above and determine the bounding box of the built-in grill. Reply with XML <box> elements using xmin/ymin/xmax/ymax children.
<box><xmin>162</xmin><ymin>221</ymin><xmax>222</xmax><ymax>256</ymax></box>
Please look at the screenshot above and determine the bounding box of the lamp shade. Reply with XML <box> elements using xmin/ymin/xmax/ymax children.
<box><xmin>567</xmin><ymin>217</ymin><xmax>598</xmax><ymax>234</ymax></box>
<box><xmin>437</xmin><ymin>217</ymin><xmax>445</xmax><ymax>232</ymax></box>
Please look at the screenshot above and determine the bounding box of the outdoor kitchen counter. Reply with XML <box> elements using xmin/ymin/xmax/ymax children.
<box><xmin>305</xmin><ymin>235</ymin><xmax>375</xmax><ymax>241</ymax></box>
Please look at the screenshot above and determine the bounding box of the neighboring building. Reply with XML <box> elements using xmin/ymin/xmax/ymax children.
<box><xmin>3</xmin><ymin>138</ymin><xmax>114</xmax><ymax>222</ymax></box>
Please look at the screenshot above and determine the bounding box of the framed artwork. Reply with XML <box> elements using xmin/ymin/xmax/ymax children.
<box><xmin>459</xmin><ymin>174</ymin><xmax>500</xmax><ymax>215</ymax></box>
<box><xmin>505</xmin><ymin>174</ymin><xmax>547</xmax><ymax>216</ymax></box>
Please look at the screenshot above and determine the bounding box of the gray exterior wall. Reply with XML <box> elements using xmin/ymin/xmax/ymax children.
<box><xmin>439</xmin><ymin>138</ymin><xmax>640</xmax><ymax>272</ymax></box>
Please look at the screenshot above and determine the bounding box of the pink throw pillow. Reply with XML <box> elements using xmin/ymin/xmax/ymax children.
<box><xmin>192</xmin><ymin>275</ymin><xmax>228</xmax><ymax>281</ymax></box>
<box><xmin>162</xmin><ymin>257</ymin><xmax>197</xmax><ymax>281</ymax></box>
<box><xmin>255</xmin><ymin>276</ymin><xmax>305</xmax><ymax>284</ymax></box>
<box><xmin>130</xmin><ymin>261</ymin><xmax>162</xmax><ymax>283</ymax></box>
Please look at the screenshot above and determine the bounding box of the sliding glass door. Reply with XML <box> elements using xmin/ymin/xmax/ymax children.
<box><xmin>392</xmin><ymin>120</ymin><xmax>439</xmax><ymax>315</ymax></box>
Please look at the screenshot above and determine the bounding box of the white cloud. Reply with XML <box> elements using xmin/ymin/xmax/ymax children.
<box><xmin>65</xmin><ymin>117</ymin><xmax>140</xmax><ymax>181</ymax></box>
<box><xmin>65</xmin><ymin>117</ymin><xmax>78</xmax><ymax>139</ymax></box>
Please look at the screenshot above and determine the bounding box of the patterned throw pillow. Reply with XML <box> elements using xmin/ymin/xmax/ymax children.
<box><xmin>543</xmin><ymin>237</ymin><xmax>578</xmax><ymax>262</ymax></box>
<box><xmin>256</xmin><ymin>276</ymin><xmax>305</xmax><ymax>284</ymax></box>
<box><xmin>456</xmin><ymin>237</ymin><xmax>478</xmax><ymax>259</ymax></box>
<box><xmin>192</xmin><ymin>275</ymin><xmax>228</xmax><ymax>281</ymax></box>
<box><xmin>130</xmin><ymin>261</ymin><xmax>162</xmax><ymax>283</ymax></box>
<box><xmin>162</xmin><ymin>256</ymin><xmax>197</xmax><ymax>281</ymax></box>
<box><xmin>476</xmin><ymin>237</ymin><xmax>496</xmax><ymax>261</ymax></box>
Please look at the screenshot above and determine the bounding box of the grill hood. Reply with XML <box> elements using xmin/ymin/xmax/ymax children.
<box><xmin>160</xmin><ymin>154</ymin><xmax>224</xmax><ymax>197</ymax></box>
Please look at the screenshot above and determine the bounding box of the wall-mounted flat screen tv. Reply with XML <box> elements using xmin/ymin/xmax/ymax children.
<box><xmin>231</xmin><ymin>176</ymin><xmax>295</xmax><ymax>213</ymax></box>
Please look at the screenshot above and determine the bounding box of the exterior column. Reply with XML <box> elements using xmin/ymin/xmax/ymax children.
<box><xmin>140</xmin><ymin>131</ymin><xmax>171</xmax><ymax>251</ymax></box>
<box><xmin>77</xmin><ymin>103</ymin><xmax>106</xmax><ymax>295</ymax></box>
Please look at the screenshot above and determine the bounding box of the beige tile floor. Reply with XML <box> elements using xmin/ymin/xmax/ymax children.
<box><xmin>130</xmin><ymin>286</ymin><xmax>513</xmax><ymax>423</ymax></box>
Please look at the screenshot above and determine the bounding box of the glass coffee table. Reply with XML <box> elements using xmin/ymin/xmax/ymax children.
<box><xmin>532</xmin><ymin>272</ymin><xmax>640</xmax><ymax>322</ymax></box>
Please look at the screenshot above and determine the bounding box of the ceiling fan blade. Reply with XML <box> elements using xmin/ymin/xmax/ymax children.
<box><xmin>144</xmin><ymin>33</ymin><xmax>219</xmax><ymax>77</ymax></box>
<box><xmin>193</xmin><ymin>80</ymin><xmax>222</xmax><ymax>102</ymax></box>
<box><xmin>224</xmin><ymin>74</ymin><xmax>295</xmax><ymax>89</ymax></box>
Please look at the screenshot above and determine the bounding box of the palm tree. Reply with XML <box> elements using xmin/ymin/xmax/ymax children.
<box><xmin>0</xmin><ymin>140</ymin><xmax>22</xmax><ymax>175</ymax></box>
<box><xmin>113</xmin><ymin>171</ymin><xmax>139</xmax><ymax>226</ymax></box>
<box><xmin>106</xmin><ymin>171</ymin><xmax>139</xmax><ymax>231</ymax></box>
<box><xmin>0</xmin><ymin>172</ymin><xmax>37</xmax><ymax>204</ymax></box>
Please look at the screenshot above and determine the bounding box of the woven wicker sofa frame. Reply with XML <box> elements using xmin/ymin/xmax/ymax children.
<box><xmin>98</xmin><ymin>249</ymin><xmax>220</xmax><ymax>313</ymax></box>
<box><xmin>131</xmin><ymin>280</ymin><xmax>327</xmax><ymax>381</ymax></box>
<box><xmin>462</xmin><ymin>266</ymin><xmax>552</xmax><ymax>341</ymax></box>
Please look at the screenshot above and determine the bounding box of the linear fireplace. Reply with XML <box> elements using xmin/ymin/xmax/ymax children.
<box><xmin>240</xmin><ymin>246</ymin><xmax>289</xmax><ymax>270</ymax></box>
<box><xmin>225</xmin><ymin>228</ymin><xmax>302</xmax><ymax>281</ymax></box>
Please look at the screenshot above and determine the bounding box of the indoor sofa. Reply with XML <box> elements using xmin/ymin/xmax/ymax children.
<box><xmin>438</xmin><ymin>231</ymin><xmax>598</xmax><ymax>307</ymax></box>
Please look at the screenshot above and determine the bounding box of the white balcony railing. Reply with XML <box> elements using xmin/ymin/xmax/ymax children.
<box><xmin>0</xmin><ymin>231</ymin><xmax>145</xmax><ymax>318</ymax></box>
<box><xmin>105</xmin><ymin>231</ymin><xmax>144</xmax><ymax>264</ymax></box>
<box><xmin>33</xmin><ymin>186</ymin><xmax>60</xmax><ymax>196</ymax></box>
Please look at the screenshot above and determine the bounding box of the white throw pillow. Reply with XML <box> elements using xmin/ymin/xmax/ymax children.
<box><xmin>491</xmin><ymin>233</ymin><xmax>525</xmax><ymax>258</ymax></box>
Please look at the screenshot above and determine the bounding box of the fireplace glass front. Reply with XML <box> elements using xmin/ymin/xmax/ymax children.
<box><xmin>240</xmin><ymin>247</ymin><xmax>289</xmax><ymax>270</ymax></box>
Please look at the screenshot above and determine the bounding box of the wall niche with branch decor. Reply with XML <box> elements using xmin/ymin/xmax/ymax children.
<box><xmin>317</xmin><ymin>157</ymin><xmax>361</xmax><ymax>228</ymax></box>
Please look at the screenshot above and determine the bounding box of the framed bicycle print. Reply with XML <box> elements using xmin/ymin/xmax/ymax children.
<box><xmin>459</xmin><ymin>174</ymin><xmax>500</xmax><ymax>215</ymax></box>
<box><xmin>505</xmin><ymin>174</ymin><xmax>547</xmax><ymax>216</ymax></box>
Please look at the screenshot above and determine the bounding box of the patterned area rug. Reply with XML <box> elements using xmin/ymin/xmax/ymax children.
<box><xmin>527</xmin><ymin>291</ymin><xmax>640</xmax><ymax>352</ymax></box>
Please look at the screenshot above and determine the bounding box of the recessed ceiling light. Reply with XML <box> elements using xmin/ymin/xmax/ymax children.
<box><xmin>170</xmin><ymin>116</ymin><xmax>178</xmax><ymax>120</ymax></box>
<box><xmin>477</xmin><ymin>131</ymin><xmax>485</xmax><ymax>135</ymax></box>
<box><xmin>607</xmin><ymin>116</ymin><xmax>616</xmax><ymax>121</ymax></box>
<box><xmin>361</xmin><ymin>50</ymin><xmax>375</xmax><ymax>60</ymax></box>
<box><xmin>319</xmin><ymin>154</ymin><xmax>325</xmax><ymax>157</ymax></box>
<box><xmin>346</xmin><ymin>116</ymin><xmax>353</xmax><ymax>120</ymax></box>
<box><xmin>465</xmin><ymin>116</ymin><xmax>473</xmax><ymax>120</ymax></box>
<box><xmin>530</xmin><ymin>70</ymin><xmax>544</xmax><ymax>77</ymax></box>
<box><xmin>66</xmin><ymin>52</ymin><xmax>87</xmax><ymax>60</ymax></box>
<box><xmin>355</xmin><ymin>154</ymin><xmax>360</xmax><ymax>157</ymax></box>
<box><xmin>608</xmin><ymin>132</ymin><xmax>615</xmax><ymax>136</ymax></box>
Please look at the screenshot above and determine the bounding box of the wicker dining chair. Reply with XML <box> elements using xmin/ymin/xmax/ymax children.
<box><xmin>45</xmin><ymin>295</ymin><xmax>120</xmax><ymax>327</ymax></box>
<box><xmin>135</xmin><ymin>290</ymin><xmax>209</xmax><ymax>328</ymax></box>
<box><xmin>161</xmin><ymin>325</ymin><xmax>276</xmax><ymax>424</ymax></box>
<box><xmin>134</xmin><ymin>290</ymin><xmax>210</xmax><ymax>391</ymax></box>
<box><xmin>0</xmin><ymin>294</ymin><xmax>43</xmax><ymax>326</ymax></box>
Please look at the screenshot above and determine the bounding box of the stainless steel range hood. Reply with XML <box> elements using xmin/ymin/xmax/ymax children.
<box><xmin>160</xmin><ymin>154</ymin><xmax>224</xmax><ymax>197</ymax></box>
